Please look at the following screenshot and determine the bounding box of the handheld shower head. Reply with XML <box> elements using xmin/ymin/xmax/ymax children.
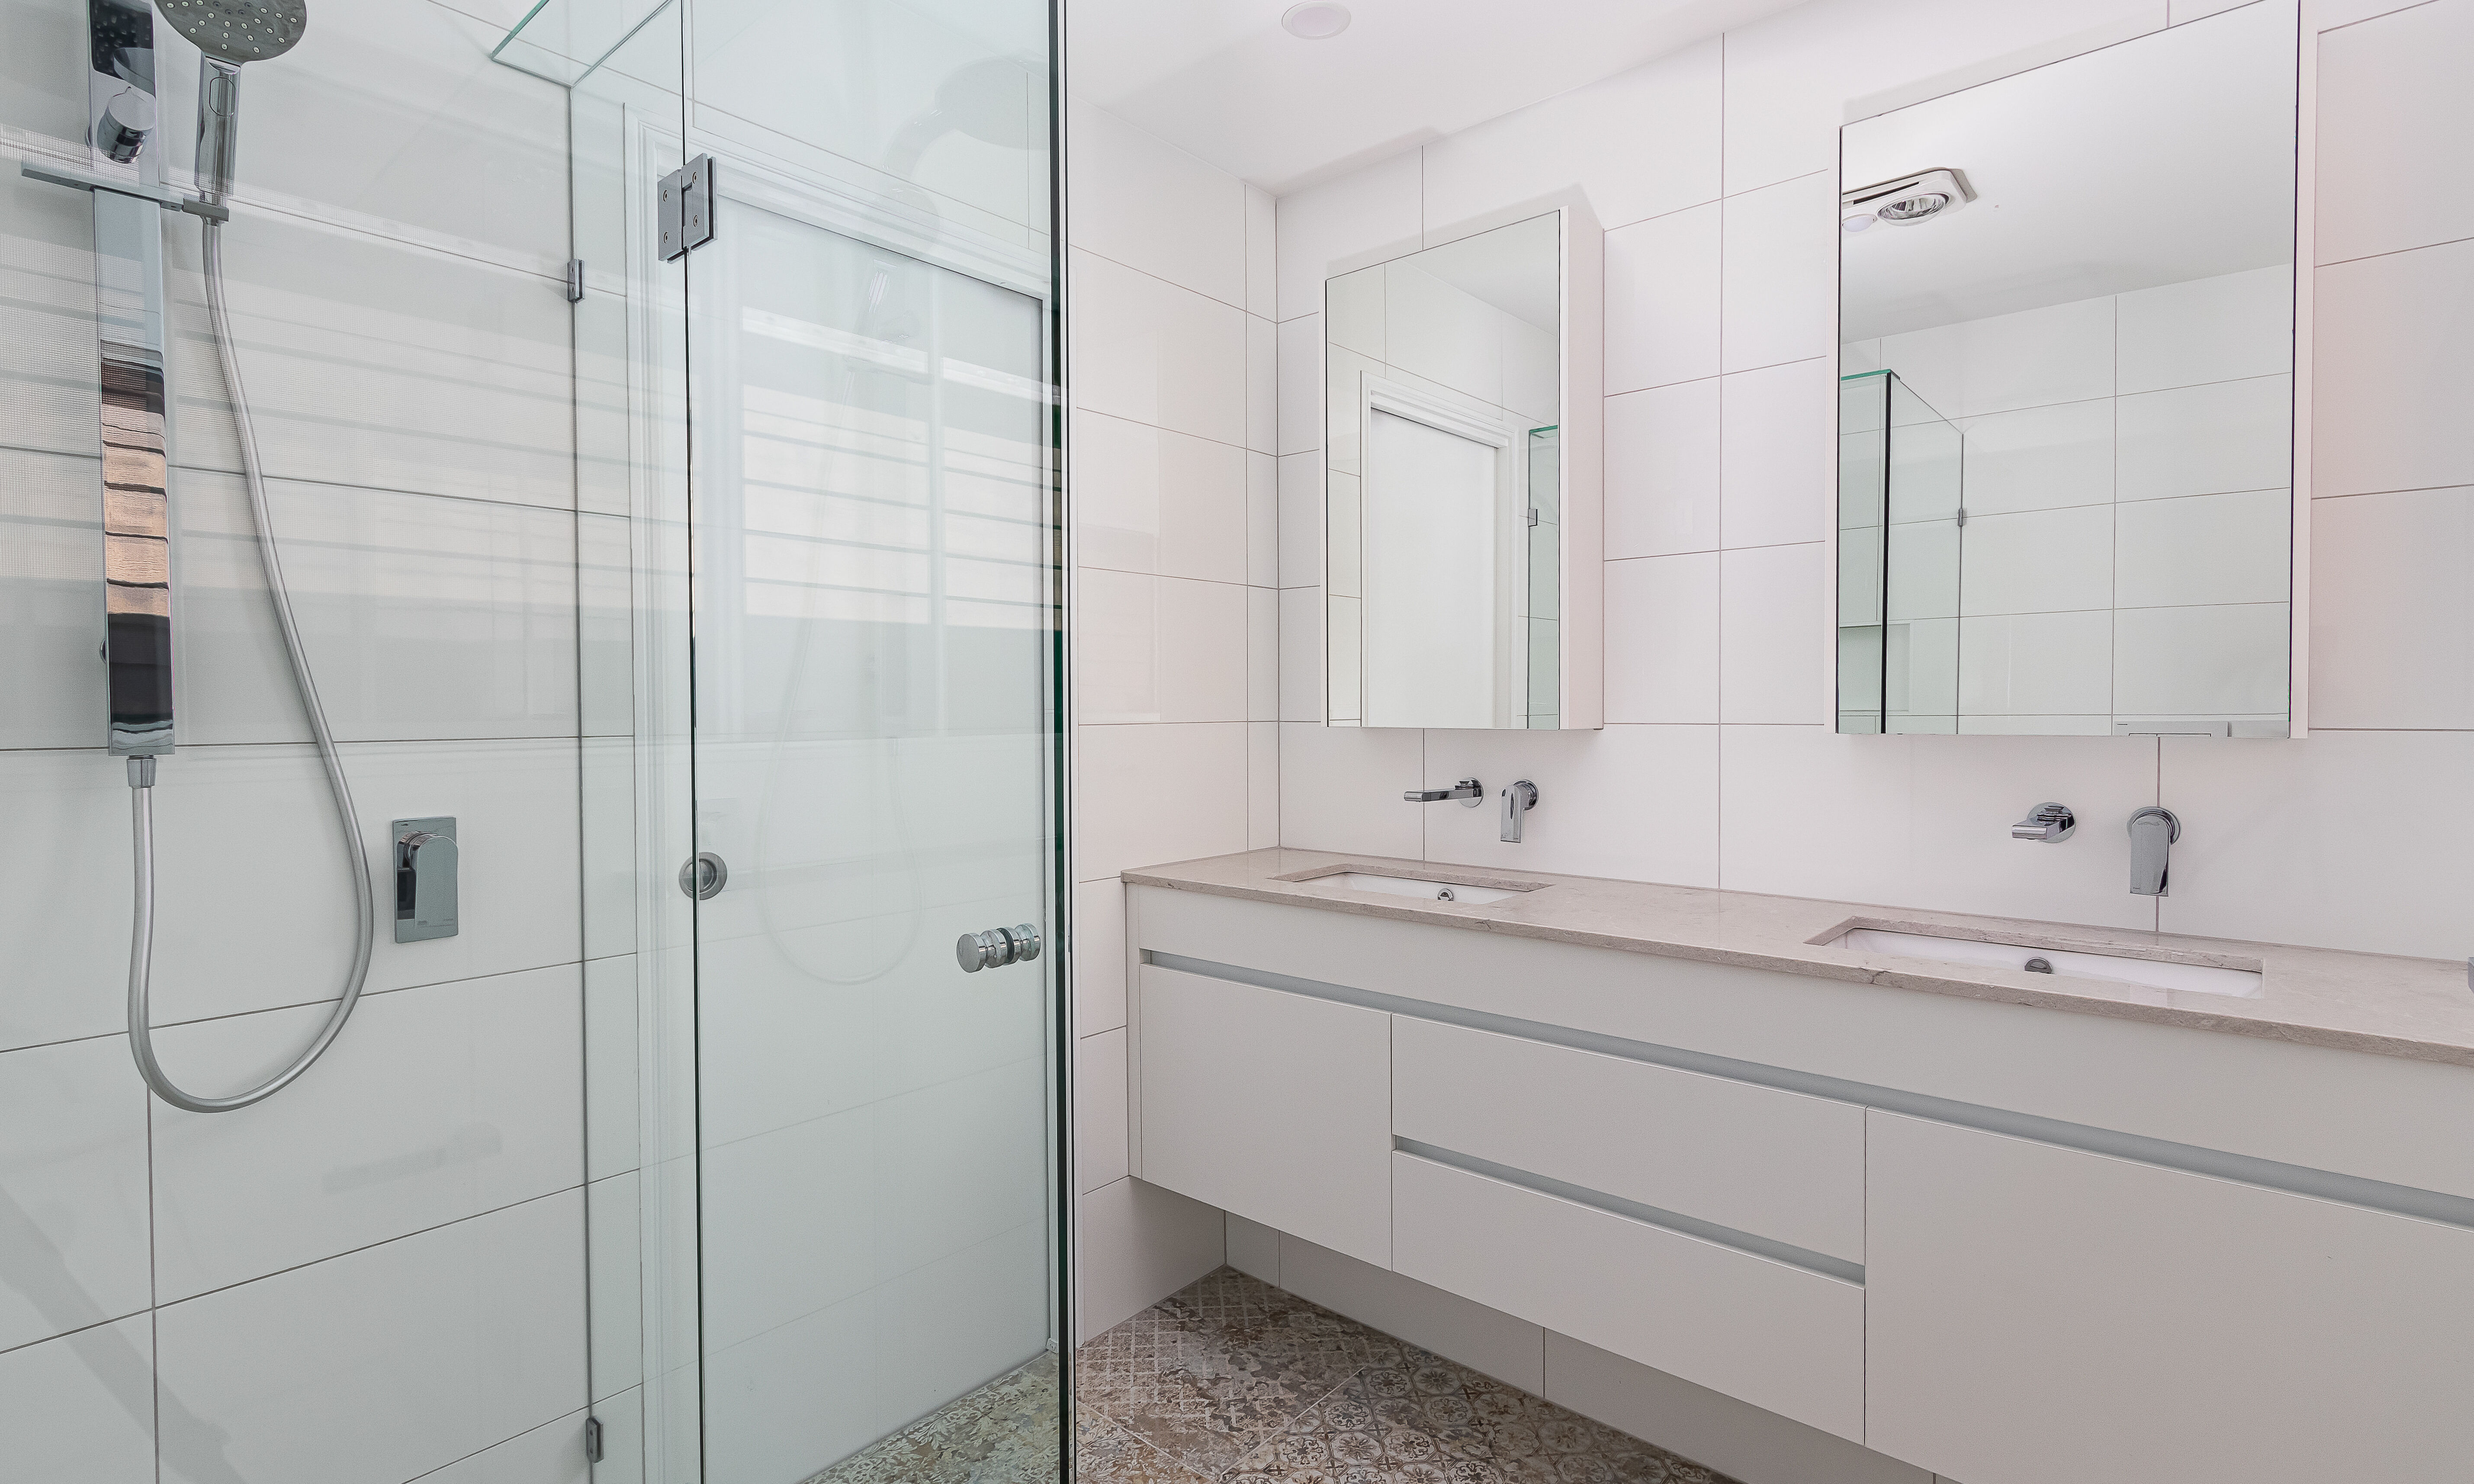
<box><xmin>155</xmin><ymin>0</ymin><xmax>305</xmax><ymax>62</ymax></box>
<box><xmin>154</xmin><ymin>0</ymin><xmax>304</xmax><ymax>201</ymax></box>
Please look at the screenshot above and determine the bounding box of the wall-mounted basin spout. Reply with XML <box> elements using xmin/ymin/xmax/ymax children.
<box><xmin>1501</xmin><ymin>779</ymin><xmax>1538</xmax><ymax>843</ymax></box>
<box><xmin>2128</xmin><ymin>807</ymin><xmax>2181</xmax><ymax>897</ymax></box>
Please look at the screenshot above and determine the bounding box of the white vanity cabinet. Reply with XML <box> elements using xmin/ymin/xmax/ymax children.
<box><xmin>1865</xmin><ymin>1112</ymin><xmax>2474</xmax><ymax>1484</ymax></box>
<box><xmin>1134</xmin><ymin>964</ymin><xmax>1393</xmax><ymax>1266</ymax></box>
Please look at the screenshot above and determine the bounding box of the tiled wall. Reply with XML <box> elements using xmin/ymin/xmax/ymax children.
<box><xmin>0</xmin><ymin>0</ymin><xmax>594</xmax><ymax>1478</ymax></box>
<box><xmin>1066</xmin><ymin>97</ymin><xmax>1283</xmax><ymax>1337</ymax></box>
<box><xmin>1844</xmin><ymin>263</ymin><xmax>2297</xmax><ymax>733</ymax></box>
<box><xmin>1271</xmin><ymin>0</ymin><xmax>2474</xmax><ymax>961</ymax></box>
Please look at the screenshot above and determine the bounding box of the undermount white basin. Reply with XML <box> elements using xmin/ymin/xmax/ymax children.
<box><xmin>1334</xmin><ymin>872</ymin><xmax>1520</xmax><ymax>906</ymax></box>
<box><xmin>1834</xmin><ymin>927</ymin><xmax>2263</xmax><ymax>999</ymax></box>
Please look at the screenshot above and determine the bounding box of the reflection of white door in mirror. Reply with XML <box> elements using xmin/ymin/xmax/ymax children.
<box><xmin>1323</xmin><ymin>205</ymin><xmax>1603</xmax><ymax>731</ymax></box>
<box><xmin>1360</xmin><ymin>388</ymin><xmax>1525</xmax><ymax>728</ymax></box>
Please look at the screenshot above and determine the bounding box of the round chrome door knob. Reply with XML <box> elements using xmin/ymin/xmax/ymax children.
<box><xmin>957</xmin><ymin>923</ymin><xmax>1042</xmax><ymax>972</ymax></box>
<box><xmin>677</xmin><ymin>851</ymin><xmax>727</xmax><ymax>901</ymax></box>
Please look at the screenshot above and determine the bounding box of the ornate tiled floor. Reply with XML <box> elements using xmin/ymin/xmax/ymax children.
<box><xmin>805</xmin><ymin>1351</ymin><xmax>1063</xmax><ymax>1484</ymax></box>
<box><xmin>1075</xmin><ymin>1268</ymin><xmax>1740</xmax><ymax>1484</ymax></box>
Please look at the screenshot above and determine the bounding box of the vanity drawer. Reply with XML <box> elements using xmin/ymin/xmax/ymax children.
<box><xmin>1393</xmin><ymin>1151</ymin><xmax>1864</xmax><ymax>1442</ymax></box>
<box><xmin>1391</xmin><ymin>1017</ymin><xmax>1864</xmax><ymax>1262</ymax></box>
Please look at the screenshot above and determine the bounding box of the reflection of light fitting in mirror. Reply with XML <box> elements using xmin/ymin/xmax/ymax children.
<box><xmin>1282</xmin><ymin>2</ymin><xmax>1351</xmax><ymax>38</ymax></box>
<box><xmin>1841</xmin><ymin>167</ymin><xmax>1976</xmax><ymax>231</ymax></box>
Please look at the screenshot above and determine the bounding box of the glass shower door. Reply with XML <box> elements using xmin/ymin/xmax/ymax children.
<box><xmin>680</xmin><ymin>175</ymin><xmax>1064</xmax><ymax>1484</ymax></box>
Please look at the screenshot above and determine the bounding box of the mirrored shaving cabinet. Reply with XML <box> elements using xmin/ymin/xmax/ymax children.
<box><xmin>1324</xmin><ymin>206</ymin><xmax>1603</xmax><ymax>730</ymax></box>
<box><xmin>1837</xmin><ymin>0</ymin><xmax>2302</xmax><ymax>739</ymax></box>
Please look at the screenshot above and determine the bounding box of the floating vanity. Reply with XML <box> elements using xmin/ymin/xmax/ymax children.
<box><xmin>1119</xmin><ymin>848</ymin><xmax>2474</xmax><ymax>1484</ymax></box>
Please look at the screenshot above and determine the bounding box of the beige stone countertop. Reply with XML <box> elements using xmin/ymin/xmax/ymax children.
<box><xmin>1121</xmin><ymin>848</ymin><xmax>2474</xmax><ymax>1070</ymax></box>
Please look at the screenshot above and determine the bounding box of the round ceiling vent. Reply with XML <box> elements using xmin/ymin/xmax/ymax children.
<box><xmin>1282</xmin><ymin>3</ymin><xmax>1351</xmax><ymax>38</ymax></box>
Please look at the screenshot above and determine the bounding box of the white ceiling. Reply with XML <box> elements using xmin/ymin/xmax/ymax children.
<box><xmin>1840</xmin><ymin>3</ymin><xmax>2296</xmax><ymax>343</ymax></box>
<box><xmin>1065</xmin><ymin>0</ymin><xmax>1806</xmax><ymax>194</ymax></box>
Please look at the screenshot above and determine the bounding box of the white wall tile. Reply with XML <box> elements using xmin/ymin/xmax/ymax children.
<box><xmin>1880</xmin><ymin>296</ymin><xmax>2114</xmax><ymax>420</ymax></box>
<box><xmin>1247</xmin><ymin>186</ymin><xmax>1279</xmax><ymax>319</ymax></box>
<box><xmin>1279</xmin><ymin>587</ymin><xmax>1326</xmax><ymax>721</ymax></box>
<box><xmin>1072</xmin><ymin>410</ymin><xmax>1248</xmax><ymax>584</ymax></box>
<box><xmin>1277</xmin><ymin>452</ymin><xmax>1325</xmax><ymax>585</ymax></box>
<box><xmin>1248</xmin><ymin>721</ymin><xmax>1282</xmax><ymax>849</ymax></box>
<box><xmin>2316</xmin><ymin>0</ymin><xmax>2474</xmax><ymax>264</ymax></box>
<box><xmin>2116</xmin><ymin>375</ymin><xmax>2293</xmax><ymax>503</ymax></box>
<box><xmin>1607</xmin><ymin>379</ymin><xmax>1722</xmax><ymax>558</ymax></box>
<box><xmin>2116</xmin><ymin>265</ymin><xmax>2293</xmax><ymax>394</ymax></box>
<box><xmin>1720</xmin><ymin>359</ymin><xmax>1831</xmax><ymax>548</ymax></box>
<box><xmin>156</xmin><ymin>1190</ymin><xmax>586</xmax><ymax>1484</ymax></box>
<box><xmin>1250</xmin><ymin>587</ymin><xmax>1281</xmax><ymax>722</ymax></box>
<box><xmin>2308</xmin><ymin>486</ymin><xmax>2474</xmax><ymax>729</ymax></box>
<box><xmin>2311</xmin><ymin>239</ymin><xmax>2474</xmax><ymax>498</ymax></box>
<box><xmin>1419</xmin><ymin>724</ymin><xmax>1721</xmax><ymax>887</ymax></box>
<box><xmin>2156</xmin><ymin>730</ymin><xmax>2474</xmax><ymax>958</ymax></box>
<box><xmin>418</xmin><ymin>1410</ymin><xmax>591</xmax><ymax>1484</ymax></box>
<box><xmin>577</xmin><ymin>513</ymin><xmax>633</xmax><ymax>739</ymax></box>
<box><xmin>165</xmin><ymin>212</ymin><xmax>571</xmax><ymax>508</ymax></box>
<box><xmin>1281</xmin><ymin>1232</ymin><xmax>1547</xmax><ymax>1392</ymax></box>
<box><xmin>1276</xmin><ymin>150</ymin><xmax>1423</xmax><ymax>324</ymax></box>
<box><xmin>0</xmin><ymin>171</ymin><xmax>103</xmax><ymax>462</ymax></box>
<box><xmin>1958</xmin><ymin>399</ymin><xmax>2114</xmax><ymax>515</ymax></box>
<box><xmin>1078</xmin><ymin>571</ymin><xmax>1250</xmax><ymax>724</ymax></box>
<box><xmin>1959</xmin><ymin>505</ymin><xmax>2113</xmax><ymax>616</ymax></box>
<box><xmin>1070</xmin><ymin>250</ymin><xmax>1247</xmax><ymax>446</ymax></box>
<box><xmin>586</xmin><ymin>1172</ymin><xmax>640</xmax><ymax>1402</ymax></box>
<box><xmin>1275</xmin><ymin>721</ymin><xmax>1424</xmax><ymax>857</ymax></box>
<box><xmin>155</xmin><ymin>0</ymin><xmax>567</xmax><ymax>265</ymax></box>
<box><xmin>0</xmin><ymin>447</ymin><xmax>106</xmax><ymax>752</ymax></box>
<box><xmin>1073</xmin><ymin>723</ymin><xmax>1250</xmax><ymax>880</ymax></box>
<box><xmin>700</xmin><ymin>1288</ymin><xmax>873</xmax><ymax>1481</ymax></box>
<box><xmin>2114</xmin><ymin>489</ymin><xmax>2291</xmax><ymax>609</ymax></box>
<box><xmin>1075</xmin><ymin>1028</ymin><xmax>1131</xmax><ymax>1194</ymax></box>
<box><xmin>1957</xmin><ymin>610</ymin><xmax>2114</xmax><ymax>719</ymax></box>
<box><xmin>1278</xmin><ymin>314</ymin><xmax>1327</xmax><ymax>456</ymax></box>
<box><xmin>1247</xmin><ymin>313</ymin><xmax>1280</xmax><ymax>455</ymax></box>
<box><xmin>868</xmin><ymin>1221</ymin><xmax>1048</xmax><ymax>1435</ymax></box>
<box><xmin>1719</xmin><ymin>727</ymin><xmax>2161</xmax><ymax>930</ymax></box>
<box><xmin>0</xmin><ymin>738</ymin><xmax>579</xmax><ymax>1037</ymax></box>
<box><xmin>0</xmin><ymin>1317</ymin><xmax>155</xmax><ymax>1484</ymax></box>
<box><xmin>583</xmin><ymin>1384</ymin><xmax>644</xmax><ymax>1484</ymax></box>
<box><xmin>1248</xmin><ymin>451</ymin><xmax>1281</xmax><ymax>587</ymax></box>
<box><xmin>1607</xmin><ymin>554</ymin><xmax>1720</xmax><ymax>724</ymax></box>
<box><xmin>696</xmin><ymin>1114</ymin><xmax>869</xmax><ymax>1357</ymax></box>
<box><xmin>1071</xmin><ymin>878</ymin><xmax>1129</xmax><ymax>1035</ymax></box>
<box><xmin>2112</xmin><ymin>603</ymin><xmax>2291</xmax><ymax>715</ymax></box>
<box><xmin>1720</xmin><ymin>173</ymin><xmax>1835</xmax><ymax>374</ymax></box>
<box><xmin>1419</xmin><ymin>38</ymin><xmax>1723</xmax><ymax>235</ymax></box>
<box><xmin>1076</xmin><ymin>1177</ymin><xmax>1224</xmax><ymax>1341</ymax></box>
<box><xmin>583</xmin><ymin>956</ymin><xmax>639</xmax><ymax>1185</ymax></box>
<box><xmin>149</xmin><ymin>965</ymin><xmax>584</xmax><ymax>1303</ymax></box>
<box><xmin>170</xmin><ymin>478</ymin><xmax>578</xmax><ymax>748</ymax></box>
<box><xmin>1719</xmin><ymin>544</ymin><xmax>1825</xmax><ymax>724</ymax></box>
<box><xmin>1606</xmin><ymin>204</ymin><xmax>1722</xmax><ymax>394</ymax></box>
<box><xmin>1069</xmin><ymin>100</ymin><xmax>1247</xmax><ymax>306</ymax></box>
<box><xmin>0</xmin><ymin>1037</ymin><xmax>151</xmax><ymax>1353</ymax></box>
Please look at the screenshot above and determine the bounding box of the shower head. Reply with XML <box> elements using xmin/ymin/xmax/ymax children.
<box><xmin>157</xmin><ymin>0</ymin><xmax>303</xmax><ymax>202</ymax></box>
<box><xmin>155</xmin><ymin>0</ymin><xmax>305</xmax><ymax>63</ymax></box>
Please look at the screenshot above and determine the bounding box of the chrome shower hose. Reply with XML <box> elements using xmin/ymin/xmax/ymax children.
<box><xmin>125</xmin><ymin>216</ymin><xmax>376</xmax><ymax>1113</ymax></box>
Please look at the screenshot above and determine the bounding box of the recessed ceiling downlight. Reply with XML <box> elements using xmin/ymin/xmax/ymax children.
<box><xmin>1282</xmin><ymin>2</ymin><xmax>1351</xmax><ymax>38</ymax></box>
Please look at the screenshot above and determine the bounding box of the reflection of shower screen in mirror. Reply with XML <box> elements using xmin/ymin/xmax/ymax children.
<box><xmin>1324</xmin><ymin>207</ymin><xmax>1603</xmax><ymax>731</ymax></box>
<box><xmin>1836</xmin><ymin>1</ymin><xmax>2299</xmax><ymax>738</ymax></box>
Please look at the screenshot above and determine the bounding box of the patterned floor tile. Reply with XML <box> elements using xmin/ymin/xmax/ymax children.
<box><xmin>1074</xmin><ymin>1269</ymin><xmax>1378</xmax><ymax>1480</ymax></box>
<box><xmin>804</xmin><ymin>1350</ymin><xmax>1061</xmax><ymax>1484</ymax></box>
<box><xmin>1076</xmin><ymin>1269</ymin><xmax>1738</xmax><ymax>1484</ymax></box>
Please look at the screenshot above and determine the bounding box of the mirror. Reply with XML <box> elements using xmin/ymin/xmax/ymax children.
<box><xmin>1837</xmin><ymin>2</ymin><xmax>2299</xmax><ymax>737</ymax></box>
<box><xmin>1324</xmin><ymin>209</ymin><xmax>1601</xmax><ymax>729</ymax></box>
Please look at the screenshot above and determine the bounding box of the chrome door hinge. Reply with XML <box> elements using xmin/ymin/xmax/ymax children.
<box><xmin>584</xmin><ymin>1415</ymin><xmax>604</xmax><ymax>1464</ymax></box>
<box><xmin>657</xmin><ymin>154</ymin><xmax>715</xmax><ymax>262</ymax></box>
<box><xmin>565</xmin><ymin>258</ymin><xmax>585</xmax><ymax>302</ymax></box>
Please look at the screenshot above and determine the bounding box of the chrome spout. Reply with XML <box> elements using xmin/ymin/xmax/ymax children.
<box><xmin>2128</xmin><ymin>807</ymin><xmax>2181</xmax><ymax>897</ymax></box>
